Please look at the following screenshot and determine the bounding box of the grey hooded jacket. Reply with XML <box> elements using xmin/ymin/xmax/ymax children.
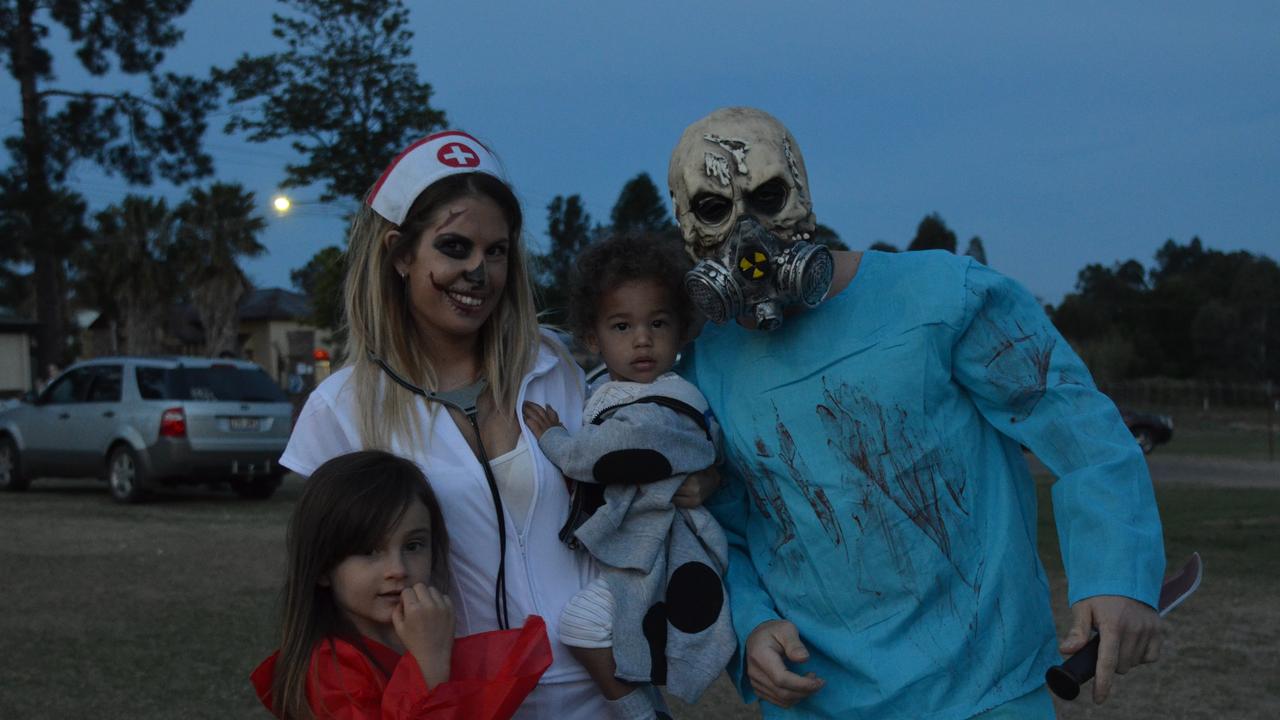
<box><xmin>538</xmin><ymin>373</ymin><xmax>735</xmax><ymax>702</ymax></box>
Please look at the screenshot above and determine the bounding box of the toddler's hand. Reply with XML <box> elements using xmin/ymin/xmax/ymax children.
<box><xmin>392</xmin><ymin>583</ymin><xmax>454</xmax><ymax>688</ymax></box>
<box><xmin>522</xmin><ymin>402</ymin><xmax>563</xmax><ymax>439</ymax></box>
<box><xmin>675</xmin><ymin>466</ymin><xmax>722</xmax><ymax>508</ymax></box>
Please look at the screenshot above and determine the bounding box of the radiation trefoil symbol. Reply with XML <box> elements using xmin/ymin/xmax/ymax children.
<box><xmin>738</xmin><ymin>249</ymin><xmax>770</xmax><ymax>280</ymax></box>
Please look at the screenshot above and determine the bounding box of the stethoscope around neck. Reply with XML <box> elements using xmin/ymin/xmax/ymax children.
<box><xmin>368</xmin><ymin>351</ymin><xmax>511</xmax><ymax>630</ymax></box>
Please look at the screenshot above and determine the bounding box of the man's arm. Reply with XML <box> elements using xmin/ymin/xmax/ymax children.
<box><xmin>951</xmin><ymin>259</ymin><xmax>1165</xmax><ymax>704</ymax></box>
<box><xmin>703</xmin><ymin>464</ymin><xmax>824</xmax><ymax>706</ymax></box>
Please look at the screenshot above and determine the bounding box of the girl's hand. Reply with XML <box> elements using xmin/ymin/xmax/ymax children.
<box><xmin>522</xmin><ymin>402</ymin><xmax>563</xmax><ymax>439</ymax></box>
<box><xmin>392</xmin><ymin>583</ymin><xmax>455</xmax><ymax>688</ymax></box>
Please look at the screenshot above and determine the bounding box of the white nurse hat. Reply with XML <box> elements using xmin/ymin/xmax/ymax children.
<box><xmin>366</xmin><ymin>131</ymin><xmax>505</xmax><ymax>225</ymax></box>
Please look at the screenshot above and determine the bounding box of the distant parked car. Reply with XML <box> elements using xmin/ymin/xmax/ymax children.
<box><xmin>1121</xmin><ymin>408</ymin><xmax>1174</xmax><ymax>454</ymax></box>
<box><xmin>0</xmin><ymin>357</ymin><xmax>292</xmax><ymax>502</ymax></box>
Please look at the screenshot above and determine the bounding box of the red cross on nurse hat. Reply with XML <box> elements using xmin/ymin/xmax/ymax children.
<box><xmin>367</xmin><ymin>131</ymin><xmax>505</xmax><ymax>225</ymax></box>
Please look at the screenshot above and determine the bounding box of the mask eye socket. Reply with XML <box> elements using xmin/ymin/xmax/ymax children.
<box><xmin>745</xmin><ymin>178</ymin><xmax>789</xmax><ymax>215</ymax></box>
<box><xmin>691</xmin><ymin>193</ymin><xmax>733</xmax><ymax>225</ymax></box>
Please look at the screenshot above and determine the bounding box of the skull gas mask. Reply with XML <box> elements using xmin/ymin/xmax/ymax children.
<box><xmin>669</xmin><ymin>107</ymin><xmax>833</xmax><ymax>330</ymax></box>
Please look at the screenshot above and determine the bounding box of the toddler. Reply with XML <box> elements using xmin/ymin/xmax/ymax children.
<box><xmin>523</xmin><ymin>234</ymin><xmax>734</xmax><ymax>720</ymax></box>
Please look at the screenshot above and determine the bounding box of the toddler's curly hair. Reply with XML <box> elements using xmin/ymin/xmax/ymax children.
<box><xmin>567</xmin><ymin>232</ymin><xmax>695</xmax><ymax>344</ymax></box>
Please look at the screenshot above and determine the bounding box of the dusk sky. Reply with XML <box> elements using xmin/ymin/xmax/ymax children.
<box><xmin>7</xmin><ymin>0</ymin><xmax>1278</xmax><ymax>305</ymax></box>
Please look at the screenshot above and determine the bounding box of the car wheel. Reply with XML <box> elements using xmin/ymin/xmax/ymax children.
<box><xmin>107</xmin><ymin>445</ymin><xmax>149</xmax><ymax>503</ymax></box>
<box><xmin>0</xmin><ymin>436</ymin><xmax>29</xmax><ymax>492</ymax></box>
<box><xmin>230</xmin><ymin>474</ymin><xmax>281</xmax><ymax>500</ymax></box>
<box><xmin>1134</xmin><ymin>428</ymin><xmax>1155</xmax><ymax>454</ymax></box>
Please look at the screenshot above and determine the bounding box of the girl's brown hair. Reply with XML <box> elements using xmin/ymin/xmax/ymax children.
<box><xmin>270</xmin><ymin>451</ymin><xmax>449</xmax><ymax>719</ymax></box>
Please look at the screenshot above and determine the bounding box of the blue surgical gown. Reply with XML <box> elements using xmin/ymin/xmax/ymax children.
<box><xmin>683</xmin><ymin>250</ymin><xmax>1164</xmax><ymax>719</ymax></box>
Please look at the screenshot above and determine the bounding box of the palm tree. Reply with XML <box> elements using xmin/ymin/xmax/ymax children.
<box><xmin>87</xmin><ymin>196</ymin><xmax>179</xmax><ymax>355</ymax></box>
<box><xmin>175</xmin><ymin>183</ymin><xmax>266</xmax><ymax>357</ymax></box>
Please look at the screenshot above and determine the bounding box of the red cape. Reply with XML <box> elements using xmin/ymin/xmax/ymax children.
<box><xmin>251</xmin><ymin>615</ymin><xmax>552</xmax><ymax>719</ymax></box>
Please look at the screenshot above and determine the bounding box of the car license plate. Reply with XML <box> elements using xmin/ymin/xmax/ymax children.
<box><xmin>228</xmin><ymin>417</ymin><xmax>260</xmax><ymax>432</ymax></box>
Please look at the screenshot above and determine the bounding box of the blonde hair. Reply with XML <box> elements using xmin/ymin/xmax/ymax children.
<box><xmin>343</xmin><ymin>172</ymin><xmax>540</xmax><ymax>449</ymax></box>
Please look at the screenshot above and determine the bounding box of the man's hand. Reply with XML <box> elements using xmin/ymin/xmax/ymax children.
<box><xmin>1060</xmin><ymin>595</ymin><xmax>1162</xmax><ymax>704</ymax></box>
<box><xmin>521</xmin><ymin>402</ymin><xmax>563</xmax><ymax>439</ymax></box>
<box><xmin>393</xmin><ymin>583</ymin><xmax>455</xmax><ymax>688</ymax></box>
<box><xmin>674</xmin><ymin>466</ymin><xmax>721</xmax><ymax>508</ymax></box>
<box><xmin>745</xmin><ymin>619</ymin><xmax>824</xmax><ymax>708</ymax></box>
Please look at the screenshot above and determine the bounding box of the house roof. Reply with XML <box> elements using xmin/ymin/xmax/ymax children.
<box><xmin>85</xmin><ymin>287</ymin><xmax>315</xmax><ymax>339</ymax></box>
<box><xmin>237</xmin><ymin>288</ymin><xmax>313</xmax><ymax>322</ymax></box>
<box><xmin>0</xmin><ymin>313</ymin><xmax>39</xmax><ymax>333</ymax></box>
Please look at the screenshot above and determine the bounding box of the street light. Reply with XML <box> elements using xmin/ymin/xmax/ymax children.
<box><xmin>269</xmin><ymin>193</ymin><xmax>353</xmax><ymax>218</ymax></box>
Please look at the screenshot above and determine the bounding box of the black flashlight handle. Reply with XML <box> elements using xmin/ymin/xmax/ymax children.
<box><xmin>1045</xmin><ymin>634</ymin><xmax>1101</xmax><ymax>700</ymax></box>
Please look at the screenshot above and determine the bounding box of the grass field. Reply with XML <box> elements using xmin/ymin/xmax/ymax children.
<box><xmin>1</xmin><ymin>452</ymin><xmax>1277</xmax><ymax>719</ymax></box>
<box><xmin>1135</xmin><ymin>407</ymin><xmax>1279</xmax><ymax>461</ymax></box>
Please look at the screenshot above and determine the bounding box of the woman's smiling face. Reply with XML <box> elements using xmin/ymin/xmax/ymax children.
<box><xmin>393</xmin><ymin>193</ymin><xmax>511</xmax><ymax>345</ymax></box>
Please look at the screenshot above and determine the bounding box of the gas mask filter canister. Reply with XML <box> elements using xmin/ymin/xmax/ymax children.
<box><xmin>684</xmin><ymin>216</ymin><xmax>834</xmax><ymax>331</ymax></box>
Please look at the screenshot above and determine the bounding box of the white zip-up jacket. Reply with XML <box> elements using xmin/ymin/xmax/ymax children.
<box><xmin>281</xmin><ymin>332</ymin><xmax>593</xmax><ymax>685</ymax></box>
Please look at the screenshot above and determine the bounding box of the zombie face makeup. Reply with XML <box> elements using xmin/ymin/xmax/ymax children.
<box><xmin>394</xmin><ymin>194</ymin><xmax>511</xmax><ymax>343</ymax></box>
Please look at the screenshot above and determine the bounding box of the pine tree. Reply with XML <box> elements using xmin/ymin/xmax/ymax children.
<box><xmin>1</xmin><ymin>0</ymin><xmax>216</xmax><ymax>367</ymax></box>
<box><xmin>535</xmin><ymin>195</ymin><xmax>596</xmax><ymax>324</ymax></box>
<box><xmin>609</xmin><ymin>173</ymin><xmax>673</xmax><ymax>234</ymax></box>
<box><xmin>907</xmin><ymin>212</ymin><xmax>958</xmax><ymax>252</ymax></box>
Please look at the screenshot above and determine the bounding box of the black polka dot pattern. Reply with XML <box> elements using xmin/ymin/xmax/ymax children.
<box><xmin>634</xmin><ymin>562</ymin><xmax>726</xmax><ymax>686</ymax></box>
<box><xmin>592</xmin><ymin>448</ymin><xmax>673</xmax><ymax>484</ymax></box>
<box><xmin>665</xmin><ymin>562</ymin><xmax>723</xmax><ymax>634</ymax></box>
<box><xmin>642</xmin><ymin>603</ymin><xmax>668</xmax><ymax>685</ymax></box>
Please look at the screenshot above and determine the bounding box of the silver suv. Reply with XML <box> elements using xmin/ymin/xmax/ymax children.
<box><xmin>0</xmin><ymin>356</ymin><xmax>293</xmax><ymax>502</ymax></box>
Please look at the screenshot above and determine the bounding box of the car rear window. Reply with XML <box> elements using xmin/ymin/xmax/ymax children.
<box><xmin>135</xmin><ymin>365</ymin><xmax>288</xmax><ymax>402</ymax></box>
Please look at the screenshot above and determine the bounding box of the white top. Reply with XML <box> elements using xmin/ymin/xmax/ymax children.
<box><xmin>490</xmin><ymin>435</ymin><xmax>534</xmax><ymax>536</ymax></box>
<box><xmin>281</xmin><ymin>331</ymin><xmax>596</xmax><ymax>687</ymax></box>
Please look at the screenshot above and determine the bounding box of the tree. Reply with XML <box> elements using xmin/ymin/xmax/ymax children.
<box><xmin>291</xmin><ymin>244</ymin><xmax>346</xmax><ymax>331</ymax></box>
<box><xmin>1145</xmin><ymin>238</ymin><xmax>1254</xmax><ymax>378</ymax></box>
<box><xmin>216</xmin><ymin>0</ymin><xmax>449</xmax><ymax>337</ymax></box>
<box><xmin>1149</xmin><ymin>236</ymin><xmax>1208</xmax><ymax>287</ymax></box>
<box><xmin>1</xmin><ymin>170</ymin><xmax>88</xmax><ymax>315</ymax></box>
<box><xmin>1190</xmin><ymin>300</ymin><xmax>1252</xmax><ymax>380</ymax></box>
<box><xmin>216</xmin><ymin>0</ymin><xmax>446</xmax><ymax>203</ymax></box>
<box><xmin>964</xmin><ymin>236</ymin><xmax>987</xmax><ymax>264</ymax></box>
<box><xmin>868</xmin><ymin>241</ymin><xmax>900</xmax><ymax>253</ymax></box>
<box><xmin>87</xmin><ymin>196</ymin><xmax>179</xmax><ymax>355</ymax></box>
<box><xmin>907</xmin><ymin>212</ymin><xmax>957</xmax><ymax>252</ymax></box>
<box><xmin>1052</xmin><ymin>260</ymin><xmax>1148</xmax><ymax>340</ymax></box>
<box><xmin>1051</xmin><ymin>237</ymin><xmax>1280</xmax><ymax>382</ymax></box>
<box><xmin>609</xmin><ymin>173</ymin><xmax>673</xmax><ymax>234</ymax></box>
<box><xmin>1</xmin><ymin>0</ymin><xmax>216</xmax><ymax>368</ymax></box>
<box><xmin>0</xmin><ymin>264</ymin><xmax>24</xmax><ymax>312</ymax></box>
<box><xmin>0</xmin><ymin>172</ymin><xmax>28</xmax><ymax>311</ymax></box>
<box><xmin>1067</xmin><ymin>332</ymin><xmax>1138</xmax><ymax>385</ymax></box>
<box><xmin>174</xmin><ymin>183</ymin><xmax>267</xmax><ymax>356</ymax></box>
<box><xmin>534</xmin><ymin>194</ymin><xmax>596</xmax><ymax>324</ymax></box>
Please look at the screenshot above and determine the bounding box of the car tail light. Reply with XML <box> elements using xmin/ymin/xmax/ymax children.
<box><xmin>160</xmin><ymin>407</ymin><xmax>186</xmax><ymax>437</ymax></box>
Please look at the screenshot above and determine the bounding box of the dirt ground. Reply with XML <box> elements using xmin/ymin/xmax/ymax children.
<box><xmin>1</xmin><ymin>453</ymin><xmax>1276</xmax><ymax>719</ymax></box>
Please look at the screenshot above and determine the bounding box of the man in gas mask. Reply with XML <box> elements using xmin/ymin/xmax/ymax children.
<box><xmin>669</xmin><ymin>107</ymin><xmax>1164</xmax><ymax>718</ymax></box>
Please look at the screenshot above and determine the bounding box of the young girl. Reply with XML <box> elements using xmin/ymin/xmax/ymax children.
<box><xmin>251</xmin><ymin>450</ymin><xmax>552</xmax><ymax>719</ymax></box>
<box><xmin>522</xmin><ymin>233</ymin><xmax>734</xmax><ymax>720</ymax></box>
